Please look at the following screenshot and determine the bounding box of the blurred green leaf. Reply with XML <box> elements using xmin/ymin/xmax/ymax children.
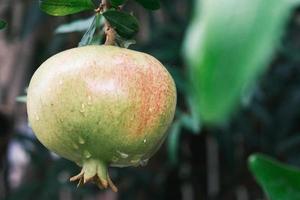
<box><xmin>55</xmin><ymin>16</ymin><xmax>96</xmax><ymax>33</ymax></box>
<box><xmin>40</xmin><ymin>0</ymin><xmax>95</xmax><ymax>16</ymax></box>
<box><xmin>183</xmin><ymin>0</ymin><xmax>295</xmax><ymax>124</ymax></box>
<box><xmin>103</xmin><ymin>10</ymin><xmax>139</xmax><ymax>38</ymax></box>
<box><xmin>167</xmin><ymin>120</ymin><xmax>182</xmax><ymax>165</ymax></box>
<box><xmin>134</xmin><ymin>0</ymin><xmax>160</xmax><ymax>10</ymax></box>
<box><xmin>181</xmin><ymin>98</ymin><xmax>201</xmax><ymax>133</ymax></box>
<box><xmin>248</xmin><ymin>154</ymin><xmax>300</xmax><ymax>200</ymax></box>
<box><xmin>110</xmin><ymin>0</ymin><xmax>126</xmax><ymax>7</ymax></box>
<box><xmin>167</xmin><ymin>105</ymin><xmax>201</xmax><ymax>165</ymax></box>
<box><xmin>0</xmin><ymin>19</ymin><xmax>7</xmax><ymax>30</ymax></box>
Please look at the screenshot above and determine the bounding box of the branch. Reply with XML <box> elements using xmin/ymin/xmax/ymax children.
<box><xmin>100</xmin><ymin>0</ymin><xmax>117</xmax><ymax>45</ymax></box>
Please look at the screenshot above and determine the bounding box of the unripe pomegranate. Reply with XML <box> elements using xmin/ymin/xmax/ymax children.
<box><xmin>27</xmin><ymin>45</ymin><xmax>176</xmax><ymax>191</ymax></box>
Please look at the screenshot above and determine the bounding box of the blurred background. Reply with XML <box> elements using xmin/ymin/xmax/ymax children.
<box><xmin>1</xmin><ymin>0</ymin><xmax>300</xmax><ymax>199</ymax></box>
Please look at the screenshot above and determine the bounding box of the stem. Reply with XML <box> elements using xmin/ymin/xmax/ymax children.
<box><xmin>70</xmin><ymin>159</ymin><xmax>118</xmax><ymax>192</ymax></box>
<box><xmin>100</xmin><ymin>0</ymin><xmax>117</xmax><ymax>45</ymax></box>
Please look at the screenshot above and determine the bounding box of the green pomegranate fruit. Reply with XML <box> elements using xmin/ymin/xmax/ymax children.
<box><xmin>27</xmin><ymin>45</ymin><xmax>177</xmax><ymax>191</ymax></box>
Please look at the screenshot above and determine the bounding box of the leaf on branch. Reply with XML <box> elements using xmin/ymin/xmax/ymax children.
<box><xmin>110</xmin><ymin>0</ymin><xmax>127</xmax><ymax>7</ymax></box>
<box><xmin>0</xmin><ymin>19</ymin><xmax>7</xmax><ymax>30</ymax></box>
<box><xmin>167</xmin><ymin>120</ymin><xmax>182</xmax><ymax>165</ymax></box>
<box><xmin>103</xmin><ymin>10</ymin><xmax>139</xmax><ymax>39</ymax></box>
<box><xmin>78</xmin><ymin>15</ymin><xmax>99</xmax><ymax>46</ymax></box>
<box><xmin>40</xmin><ymin>0</ymin><xmax>95</xmax><ymax>16</ymax></box>
<box><xmin>249</xmin><ymin>154</ymin><xmax>300</xmax><ymax>200</ymax></box>
<box><xmin>134</xmin><ymin>0</ymin><xmax>160</xmax><ymax>10</ymax></box>
<box><xmin>55</xmin><ymin>16</ymin><xmax>104</xmax><ymax>34</ymax></box>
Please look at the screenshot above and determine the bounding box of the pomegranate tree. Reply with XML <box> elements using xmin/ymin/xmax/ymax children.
<box><xmin>27</xmin><ymin>45</ymin><xmax>177</xmax><ymax>191</ymax></box>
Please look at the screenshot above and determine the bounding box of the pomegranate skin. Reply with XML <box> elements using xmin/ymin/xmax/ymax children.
<box><xmin>27</xmin><ymin>45</ymin><xmax>177</xmax><ymax>191</ymax></box>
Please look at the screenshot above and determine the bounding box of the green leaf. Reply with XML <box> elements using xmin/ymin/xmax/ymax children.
<box><xmin>180</xmin><ymin>98</ymin><xmax>201</xmax><ymax>133</ymax></box>
<box><xmin>103</xmin><ymin>10</ymin><xmax>139</xmax><ymax>39</ymax></box>
<box><xmin>110</xmin><ymin>0</ymin><xmax>126</xmax><ymax>7</ymax></box>
<box><xmin>0</xmin><ymin>19</ymin><xmax>7</xmax><ymax>30</ymax></box>
<box><xmin>40</xmin><ymin>0</ymin><xmax>95</xmax><ymax>16</ymax></box>
<box><xmin>248</xmin><ymin>154</ymin><xmax>300</xmax><ymax>200</ymax></box>
<box><xmin>183</xmin><ymin>0</ymin><xmax>295</xmax><ymax>124</ymax></box>
<box><xmin>167</xmin><ymin>120</ymin><xmax>182</xmax><ymax>165</ymax></box>
<box><xmin>134</xmin><ymin>0</ymin><xmax>160</xmax><ymax>10</ymax></box>
<box><xmin>78</xmin><ymin>14</ymin><xmax>100</xmax><ymax>46</ymax></box>
<box><xmin>55</xmin><ymin>16</ymin><xmax>95</xmax><ymax>34</ymax></box>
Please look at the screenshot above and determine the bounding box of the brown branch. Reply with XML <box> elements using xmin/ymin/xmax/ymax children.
<box><xmin>104</xmin><ymin>22</ymin><xmax>117</xmax><ymax>45</ymax></box>
<box><xmin>100</xmin><ymin>0</ymin><xmax>117</xmax><ymax>45</ymax></box>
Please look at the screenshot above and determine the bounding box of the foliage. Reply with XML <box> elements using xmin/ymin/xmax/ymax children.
<box><xmin>40</xmin><ymin>0</ymin><xmax>143</xmax><ymax>46</ymax></box>
<box><xmin>40</xmin><ymin>0</ymin><xmax>95</xmax><ymax>16</ymax></box>
<box><xmin>109</xmin><ymin>0</ymin><xmax>127</xmax><ymax>7</ymax></box>
<box><xmin>102</xmin><ymin>10</ymin><xmax>139</xmax><ymax>39</ymax></box>
<box><xmin>249</xmin><ymin>154</ymin><xmax>300</xmax><ymax>200</ymax></box>
<box><xmin>78</xmin><ymin>14</ymin><xmax>103</xmax><ymax>46</ymax></box>
<box><xmin>183</xmin><ymin>0</ymin><xmax>295</xmax><ymax>124</ymax></box>
<box><xmin>55</xmin><ymin>16</ymin><xmax>96</xmax><ymax>34</ymax></box>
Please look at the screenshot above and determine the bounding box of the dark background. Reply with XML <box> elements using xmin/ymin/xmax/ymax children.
<box><xmin>1</xmin><ymin>0</ymin><xmax>300</xmax><ymax>199</ymax></box>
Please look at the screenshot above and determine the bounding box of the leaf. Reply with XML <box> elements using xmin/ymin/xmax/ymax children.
<box><xmin>103</xmin><ymin>10</ymin><xmax>139</xmax><ymax>39</ymax></box>
<box><xmin>183</xmin><ymin>0</ymin><xmax>295</xmax><ymax>124</ymax></box>
<box><xmin>180</xmin><ymin>98</ymin><xmax>201</xmax><ymax>133</ymax></box>
<box><xmin>167</xmin><ymin>120</ymin><xmax>182</xmax><ymax>165</ymax></box>
<box><xmin>55</xmin><ymin>16</ymin><xmax>95</xmax><ymax>34</ymax></box>
<box><xmin>248</xmin><ymin>154</ymin><xmax>300</xmax><ymax>200</ymax></box>
<box><xmin>0</xmin><ymin>19</ymin><xmax>7</xmax><ymax>30</ymax></box>
<box><xmin>134</xmin><ymin>0</ymin><xmax>160</xmax><ymax>10</ymax></box>
<box><xmin>40</xmin><ymin>0</ymin><xmax>95</xmax><ymax>16</ymax></box>
<box><xmin>110</xmin><ymin>0</ymin><xmax>126</xmax><ymax>7</ymax></box>
<box><xmin>78</xmin><ymin>15</ymin><xmax>100</xmax><ymax>46</ymax></box>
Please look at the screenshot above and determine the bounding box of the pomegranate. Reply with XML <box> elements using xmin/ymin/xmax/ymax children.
<box><xmin>27</xmin><ymin>45</ymin><xmax>177</xmax><ymax>191</ymax></box>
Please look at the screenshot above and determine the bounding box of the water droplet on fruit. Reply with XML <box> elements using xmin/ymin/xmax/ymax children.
<box><xmin>80</xmin><ymin>104</ymin><xmax>87</xmax><ymax>116</ymax></box>
<box><xmin>78</xmin><ymin>137</ymin><xmax>85</xmax><ymax>144</ymax></box>
<box><xmin>149</xmin><ymin>108</ymin><xmax>153</xmax><ymax>112</ymax></box>
<box><xmin>117</xmin><ymin>150</ymin><xmax>129</xmax><ymax>159</ymax></box>
<box><xmin>143</xmin><ymin>139</ymin><xmax>147</xmax><ymax>143</ymax></box>
<box><xmin>84</xmin><ymin>150</ymin><xmax>91</xmax><ymax>159</ymax></box>
<box><xmin>87</xmin><ymin>96</ymin><xmax>92</xmax><ymax>105</ymax></box>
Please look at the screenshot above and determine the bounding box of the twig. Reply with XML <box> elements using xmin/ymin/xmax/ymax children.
<box><xmin>99</xmin><ymin>0</ymin><xmax>117</xmax><ymax>45</ymax></box>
